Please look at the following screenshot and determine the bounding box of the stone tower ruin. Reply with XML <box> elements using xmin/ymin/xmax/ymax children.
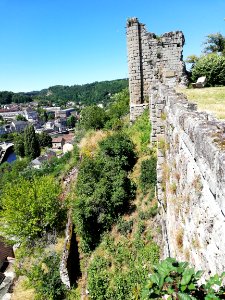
<box><xmin>126</xmin><ymin>17</ymin><xmax>187</xmax><ymax>121</ymax></box>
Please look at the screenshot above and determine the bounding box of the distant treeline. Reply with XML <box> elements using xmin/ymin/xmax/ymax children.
<box><xmin>0</xmin><ymin>79</ymin><xmax>128</xmax><ymax>106</ymax></box>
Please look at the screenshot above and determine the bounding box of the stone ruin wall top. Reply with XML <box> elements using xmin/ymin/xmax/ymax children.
<box><xmin>127</xmin><ymin>17</ymin><xmax>187</xmax><ymax>119</ymax></box>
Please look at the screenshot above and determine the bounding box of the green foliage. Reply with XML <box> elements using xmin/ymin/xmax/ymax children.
<box><xmin>203</xmin><ymin>33</ymin><xmax>225</xmax><ymax>55</ymax></box>
<box><xmin>185</xmin><ymin>55</ymin><xmax>199</xmax><ymax>70</ymax></box>
<box><xmin>14</xmin><ymin>133</ymin><xmax>25</xmax><ymax>157</ymax></box>
<box><xmin>24</xmin><ymin>252</ymin><xmax>66</xmax><ymax>300</ymax></box>
<box><xmin>140</xmin><ymin>157</ymin><xmax>157</xmax><ymax>194</ymax></box>
<box><xmin>0</xmin><ymin>158</ymin><xmax>29</xmax><ymax>206</ymax></box>
<box><xmin>73</xmin><ymin>133</ymin><xmax>136</xmax><ymax>251</ymax></box>
<box><xmin>80</xmin><ymin>105</ymin><xmax>107</xmax><ymax>130</ymax></box>
<box><xmin>67</xmin><ymin>115</ymin><xmax>76</xmax><ymax>128</ymax></box>
<box><xmin>24</xmin><ymin>125</ymin><xmax>40</xmax><ymax>159</ymax></box>
<box><xmin>73</xmin><ymin>156</ymin><xmax>136</xmax><ymax>251</ymax></box>
<box><xmin>34</xmin><ymin>79</ymin><xmax>128</xmax><ymax>106</ymax></box>
<box><xmin>126</xmin><ymin>109</ymin><xmax>151</xmax><ymax>153</ymax></box>
<box><xmin>117</xmin><ymin>218</ymin><xmax>133</xmax><ymax>235</ymax></box>
<box><xmin>141</xmin><ymin>257</ymin><xmax>225</xmax><ymax>299</ymax></box>
<box><xmin>139</xmin><ymin>204</ymin><xmax>158</xmax><ymax>220</ymax></box>
<box><xmin>0</xmin><ymin>91</ymin><xmax>13</xmax><ymax>104</ymax></box>
<box><xmin>0</xmin><ymin>175</ymin><xmax>63</xmax><ymax>244</ymax></box>
<box><xmin>16</xmin><ymin>114</ymin><xmax>27</xmax><ymax>121</ymax></box>
<box><xmin>38</xmin><ymin>131</ymin><xmax>52</xmax><ymax>148</ymax></box>
<box><xmin>99</xmin><ymin>132</ymin><xmax>136</xmax><ymax>171</ymax></box>
<box><xmin>87</xmin><ymin>256</ymin><xmax>110</xmax><ymax>300</ymax></box>
<box><xmin>191</xmin><ymin>54</ymin><xmax>225</xmax><ymax>86</ymax></box>
<box><xmin>0</xmin><ymin>79</ymin><xmax>128</xmax><ymax>106</ymax></box>
<box><xmin>105</xmin><ymin>88</ymin><xmax>129</xmax><ymax>129</ymax></box>
<box><xmin>87</xmin><ymin>234</ymin><xmax>160</xmax><ymax>300</ymax></box>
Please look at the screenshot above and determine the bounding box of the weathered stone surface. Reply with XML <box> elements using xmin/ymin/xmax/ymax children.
<box><xmin>127</xmin><ymin>17</ymin><xmax>188</xmax><ymax>122</ymax></box>
<box><xmin>150</xmin><ymin>83</ymin><xmax>225</xmax><ymax>276</ymax></box>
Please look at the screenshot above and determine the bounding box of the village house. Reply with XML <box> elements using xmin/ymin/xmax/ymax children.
<box><xmin>23</xmin><ymin>108</ymin><xmax>38</xmax><ymax>122</ymax></box>
<box><xmin>55</xmin><ymin>108</ymin><xmax>75</xmax><ymax>119</ymax></box>
<box><xmin>31</xmin><ymin>149</ymin><xmax>56</xmax><ymax>169</ymax></box>
<box><xmin>10</xmin><ymin>120</ymin><xmax>28</xmax><ymax>133</ymax></box>
<box><xmin>52</xmin><ymin>137</ymin><xmax>65</xmax><ymax>149</ymax></box>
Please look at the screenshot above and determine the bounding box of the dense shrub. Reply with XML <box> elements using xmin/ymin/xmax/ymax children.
<box><xmin>87</xmin><ymin>234</ymin><xmax>160</xmax><ymax>300</ymax></box>
<box><xmin>117</xmin><ymin>218</ymin><xmax>133</xmax><ymax>235</ymax></box>
<box><xmin>0</xmin><ymin>175</ymin><xmax>63</xmax><ymax>244</ymax></box>
<box><xmin>80</xmin><ymin>105</ymin><xmax>108</xmax><ymax>130</ymax></box>
<box><xmin>99</xmin><ymin>132</ymin><xmax>136</xmax><ymax>171</ymax></box>
<box><xmin>140</xmin><ymin>157</ymin><xmax>157</xmax><ymax>194</ymax></box>
<box><xmin>105</xmin><ymin>88</ymin><xmax>129</xmax><ymax>129</ymax></box>
<box><xmin>73</xmin><ymin>156</ymin><xmax>136</xmax><ymax>251</ymax></box>
<box><xmin>125</xmin><ymin>108</ymin><xmax>151</xmax><ymax>153</ymax></box>
<box><xmin>191</xmin><ymin>54</ymin><xmax>225</xmax><ymax>86</ymax></box>
<box><xmin>25</xmin><ymin>253</ymin><xmax>66</xmax><ymax>300</ymax></box>
<box><xmin>73</xmin><ymin>133</ymin><xmax>137</xmax><ymax>251</ymax></box>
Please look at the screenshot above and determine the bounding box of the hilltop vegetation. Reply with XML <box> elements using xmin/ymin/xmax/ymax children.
<box><xmin>0</xmin><ymin>78</ymin><xmax>128</xmax><ymax>107</ymax></box>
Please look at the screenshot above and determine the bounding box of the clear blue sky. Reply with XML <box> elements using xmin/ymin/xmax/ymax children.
<box><xmin>0</xmin><ymin>0</ymin><xmax>224</xmax><ymax>92</ymax></box>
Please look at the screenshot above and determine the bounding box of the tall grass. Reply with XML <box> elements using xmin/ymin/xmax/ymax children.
<box><xmin>178</xmin><ymin>86</ymin><xmax>225</xmax><ymax>120</ymax></box>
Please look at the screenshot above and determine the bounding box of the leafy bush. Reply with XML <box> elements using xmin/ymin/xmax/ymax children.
<box><xmin>105</xmin><ymin>88</ymin><xmax>129</xmax><ymax>129</ymax></box>
<box><xmin>191</xmin><ymin>54</ymin><xmax>225</xmax><ymax>86</ymax></box>
<box><xmin>125</xmin><ymin>108</ymin><xmax>151</xmax><ymax>153</ymax></box>
<box><xmin>25</xmin><ymin>253</ymin><xmax>66</xmax><ymax>300</ymax></box>
<box><xmin>117</xmin><ymin>218</ymin><xmax>133</xmax><ymax>235</ymax></box>
<box><xmin>99</xmin><ymin>132</ymin><xmax>137</xmax><ymax>171</ymax></box>
<box><xmin>1</xmin><ymin>175</ymin><xmax>63</xmax><ymax>244</ymax></box>
<box><xmin>141</xmin><ymin>257</ymin><xmax>225</xmax><ymax>299</ymax></box>
<box><xmin>87</xmin><ymin>256</ymin><xmax>110</xmax><ymax>300</ymax></box>
<box><xmin>80</xmin><ymin>105</ymin><xmax>108</xmax><ymax>130</ymax></box>
<box><xmin>73</xmin><ymin>156</ymin><xmax>136</xmax><ymax>252</ymax></box>
<box><xmin>140</xmin><ymin>157</ymin><xmax>157</xmax><ymax>194</ymax></box>
<box><xmin>73</xmin><ymin>133</ymin><xmax>137</xmax><ymax>251</ymax></box>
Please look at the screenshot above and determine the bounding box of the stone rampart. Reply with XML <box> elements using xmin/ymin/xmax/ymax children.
<box><xmin>127</xmin><ymin>18</ymin><xmax>187</xmax><ymax>121</ymax></box>
<box><xmin>150</xmin><ymin>83</ymin><xmax>225</xmax><ymax>275</ymax></box>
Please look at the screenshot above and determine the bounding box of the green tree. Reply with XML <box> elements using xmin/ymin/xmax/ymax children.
<box><xmin>185</xmin><ymin>54</ymin><xmax>199</xmax><ymax>70</ymax></box>
<box><xmin>191</xmin><ymin>53</ymin><xmax>225</xmax><ymax>86</ymax></box>
<box><xmin>0</xmin><ymin>175</ymin><xmax>62</xmax><ymax>244</ymax></box>
<box><xmin>66</xmin><ymin>115</ymin><xmax>76</xmax><ymax>128</ymax></box>
<box><xmin>14</xmin><ymin>134</ymin><xmax>25</xmax><ymax>157</ymax></box>
<box><xmin>38</xmin><ymin>132</ymin><xmax>52</xmax><ymax>148</ymax></box>
<box><xmin>203</xmin><ymin>33</ymin><xmax>225</xmax><ymax>55</ymax></box>
<box><xmin>105</xmin><ymin>88</ymin><xmax>129</xmax><ymax>129</ymax></box>
<box><xmin>0</xmin><ymin>91</ymin><xmax>13</xmax><ymax>105</ymax></box>
<box><xmin>80</xmin><ymin>105</ymin><xmax>107</xmax><ymax>130</ymax></box>
<box><xmin>140</xmin><ymin>157</ymin><xmax>157</xmax><ymax>194</ymax></box>
<box><xmin>74</xmin><ymin>156</ymin><xmax>136</xmax><ymax>252</ymax></box>
<box><xmin>73</xmin><ymin>133</ymin><xmax>136</xmax><ymax>251</ymax></box>
<box><xmin>24</xmin><ymin>125</ymin><xmax>40</xmax><ymax>159</ymax></box>
<box><xmin>37</xmin><ymin>108</ymin><xmax>48</xmax><ymax>122</ymax></box>
<box><xmin>16</xmin><ymin>114</ymin><xmax>27</xmax><ymax>121</ymax></box>
<box><xmin>99</xmin><ymin>132</ymin><xmax>136</xmax><ymax>171</ymax></box>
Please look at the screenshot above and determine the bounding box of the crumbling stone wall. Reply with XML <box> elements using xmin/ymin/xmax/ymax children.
<box><xmin>127</xmin><ymin>18</ymin><xmax>187</xmax><ymax>121</ymax></box>
<box><xmin>150</xmin><ymin>83</ymin><xmax>225</xmax><ymax>275</ymax></box>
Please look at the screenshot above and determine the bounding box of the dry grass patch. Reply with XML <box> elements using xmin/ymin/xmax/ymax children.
<box><xmin>175</xmin><ymin>228</ymin><xmax>184</xmax><ymax>251</ymax></box>
<box><xmin>11</xmin><ymin>276</ymin><xmax>35</xmax><ymax>300</ymax></box>
<box><xmin>178</xmin><ymin>87</ymin><xmax>225</xmax><ymax>119</ymax></box>
<box><xmin>79</xmin><ymin>130</ymin><xmax>109</xmax><ymax>157</ymax></box>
